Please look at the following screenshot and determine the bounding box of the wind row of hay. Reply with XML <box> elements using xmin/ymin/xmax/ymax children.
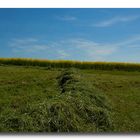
<box><xmin>0</xmin><ymin>58</ymin><xmax>140</xmax><ymax>71</ymax></box>
<box><xmin>54</xmin><ymin>68</ymin><xmax>114</xmax><ymax>132</ymax></box>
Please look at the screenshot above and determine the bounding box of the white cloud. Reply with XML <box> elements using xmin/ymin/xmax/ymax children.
<box><xmin>66</xmin><ymin>39</ymin><xmax>114</xmax><ymax>54</ymax></box>
<box><xmin>9</xmin><ymin>38</ymin><xmax>48</xmax><ymax>53</ymax></box>
<box><xmin>57</xmin><ymin>50</ymin><xmax>70</xmax><ymax>59</ymax></box>
<box><xmin>76</xmin><ymin>39</ymin><xmax>117</xmax><ymax>59</ymax></box>
<box><xmin>50</xmin><ymin>38</ymin><xmax>118</xmax><ymax>61</ymax></box>
<box><xmin>50</xmin><ymin>35</ymin><xmax>140</xmax><ymax>61</ymax></box>
<box><xmin>93</xmin><ymin>15</ymin><xmax>140</xmax><ymax>27</ymax></box>
<box><xmin>115</xmin><ymin>35</ymin><xmax>140</xmax><ymax>47</ymax></box>
<box><xmin>9</xmin><ymin>35</ymin><xmax>140</xmax><ymax>61</ymax></box>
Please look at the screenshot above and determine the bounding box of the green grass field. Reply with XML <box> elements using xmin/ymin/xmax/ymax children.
<box><xmin>0</xmin><ymin>60</ymin><xmax>140</xmax><ymax>132</ymax></box>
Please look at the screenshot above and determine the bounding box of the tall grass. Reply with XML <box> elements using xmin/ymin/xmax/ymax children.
<box><xmin>0</xmin><ymin>58</ymin><xmax>140</xmax><ymax>71</ymax></box>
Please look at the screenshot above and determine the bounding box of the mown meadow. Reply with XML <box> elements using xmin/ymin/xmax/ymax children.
<box><xmin>0</xmin><ymin>58</ymin><xmax>140</xmax><ymax>132</ymax></box>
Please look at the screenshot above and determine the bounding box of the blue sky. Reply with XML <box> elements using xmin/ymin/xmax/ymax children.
<box><xmin>0</xmin><ymin>8</ymin><xmax>140</xmax><ymax>62</ymax></box>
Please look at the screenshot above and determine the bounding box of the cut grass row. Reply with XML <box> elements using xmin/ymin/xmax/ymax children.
<box><xmin>56</xmin><ymin>68</ymin><xmax>114</xmax><ymax>132</ymax></box>
<box><xmin>0</xmin><ymin>58</ymin><xmax>140</xmax><ymax>71</ymax></box>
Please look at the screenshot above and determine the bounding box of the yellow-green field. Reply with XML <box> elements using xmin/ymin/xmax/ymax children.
<box><xmin>0</xmin><ymin>58</ymin><xmax>140</xmax><ymax>71</ymax></box>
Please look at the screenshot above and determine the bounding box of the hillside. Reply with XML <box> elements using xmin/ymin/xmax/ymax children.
<box><xmin>0</xmin><ymin>59</ymin><xmax>140</xmax><ymax>132</ymax></box>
